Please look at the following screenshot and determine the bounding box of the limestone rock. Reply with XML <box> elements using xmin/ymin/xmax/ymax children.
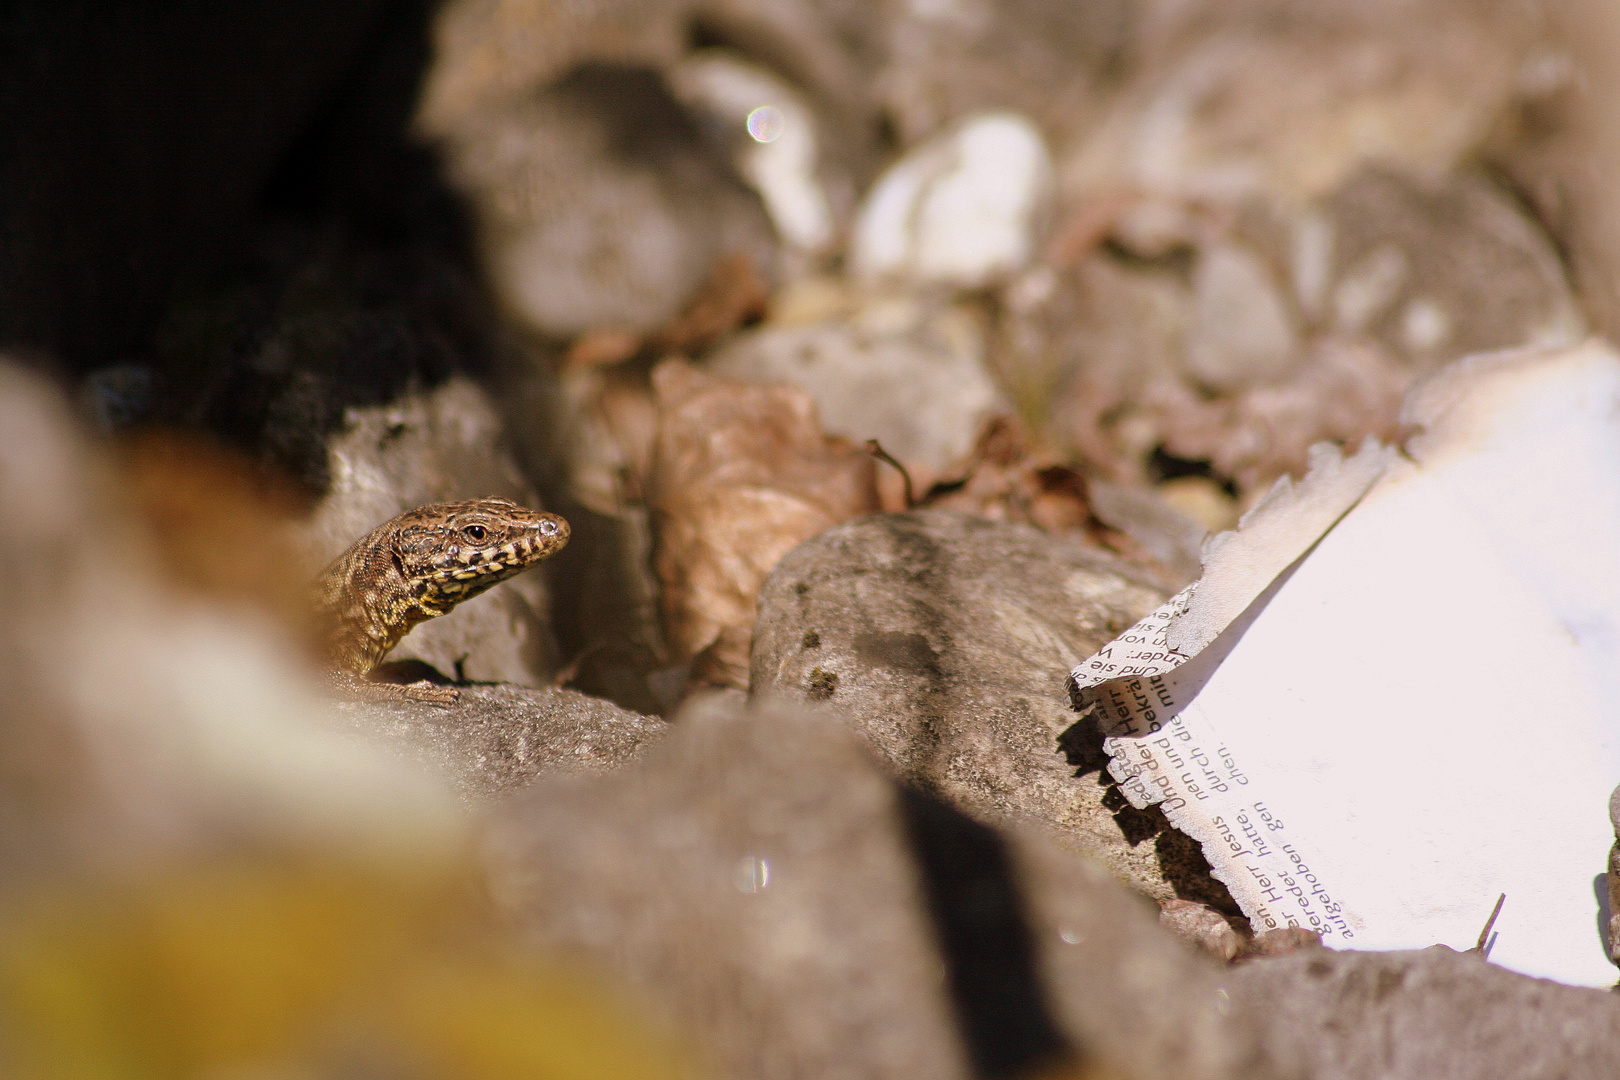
<box><xmin>1228</xmin><ymin>946</ymin><xmax>1620</xmax><ymax>1079</ymax></box>
<box><xmin>1161</xmin><ymin>899</ymin><xmax>1244</xmax><ymax>962</ymax></box>
<box><xmin>670</xmin><ymin>51</ymin><xmax>835</xmax><ymax>255</ymax></box>
<box><xmin>337</xmin><ymin>684</ymin><xmax>666</xmax><ymax>802</ymax></box>
<box><xmin>1063</xmin><ymin>8</ymin><xmax>1532</xmax><ymax>206</ymax></box>
<box><xmin>878</xmin><ymin>0</ymin><xmax>1130</xmax><ymax>148</ymax></box>
<box><xmin>435</xmin><ymin>64</ymin><xmax>774</xmax><ymax>339</ymax></box>
<box><xmin>851</xmin><ymin>113</ymin><xmax>1052</xmax><ymax>288</ymax></box>
<box><xmin>483</xmin><ymin>700</ymin><xmax>1281</xmax><ymax>1080</ymax></box>
<box><xmin>749</xmin><ymin>510</ymin><xmax>1224</xmax><ymax>906</ymax></box>
<box><xmin>707</xmin><ymin>290</ymin><xmax>1006</xmax><ymax>473</ymax></box>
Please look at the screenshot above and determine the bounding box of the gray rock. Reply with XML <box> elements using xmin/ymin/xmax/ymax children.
<box><xmin>1088</xmin><ymin>479</ymin><xmax>1208</xmax><ymax>586</ymax></box>
<box><xmin>1185</xmin><ymin>241</ymin><xmax>1299</xmax><ymax>391</ymax></box>
<box><xmin>1316</xmin><ymin>169</ymin><xmax>1583</xmax><ymax>361</ymax></box>
<box><xmin>878</xmin><ymin>0</ymin><xmax>1130</xmax><ymax>149</ymax></box>
<box><xmin>338</xmin><ymin>684</ymin><xmax>666</xmax><ymax>802</ymax></box>
<box><xmin>483</xmin><ymin>700</ymin><xmax>1281</xmax><ymax>1080</ymax></box>
<box><xmin>1162</xmin><ymin>898</ymin><xmax>1245</xmax><ymax>962</ymax></box>
<box><xmin>435</xmin><ymin>64</ymin><xmax>776</xmax><ymax>339</ymax></box>
<box><xmin>749</xmin><ymin>510</ymin><xmax>1225</xmax><ymax>907</ymax></box>
<box><xmin>990</xmin><ymin>256</ymin><xmax>1190</xmax><ymax>486</ymax></box>
<box><xmin>296</xmin><ymin>376</ymin><xmax>562</xmax><ymax>686</ymax></box>
<box><xmin>707</xmin><ymin>296</ymin><xmax>1005</xmax><ymax>472</ymax></box>
<box><xmin>1227</xmin><ymin>946</ymin><xmax>1620</xmax><ymax>1079</ymax></box>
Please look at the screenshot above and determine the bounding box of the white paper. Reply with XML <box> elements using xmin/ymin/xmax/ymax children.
<box><xmin>1071</xmin><ymin>340</ymin><xmax>1620</xmax><ymax>986</ymax></box>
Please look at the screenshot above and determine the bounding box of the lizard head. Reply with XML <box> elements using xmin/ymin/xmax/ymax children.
<box><xmin>387</xmin><ymin>498</ymin><xmax>570</xmax><ymax>611</ymax></box>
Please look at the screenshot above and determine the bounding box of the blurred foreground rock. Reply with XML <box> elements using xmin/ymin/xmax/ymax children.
<box><xmin>338</xmin><ymin>684</ymin><xmax>666</xmax><ymax>803</ymax></box>
<box><xmin>1229</xmin><ymin>946</ymin><xmax>1620</xmax><ymax>1079</ymax></box>
<box><xmin>484</xmin><ymin>700</ymin><xmax>1278</xmax><ymax>1080</ymax></box>
<box><xmin>0</xmin><ymin>359</ymin><xmax>459</xmax><ymax>877</ymax></box>
<box><xmin>0</xmin><ymin>358</ymin><xmax>695</xmax><ymax>1079</ymax></box>
<box><xmin>749</xmin><ymin>511</ymin><xmax>1232</xmax><ymax>911</ymax></box>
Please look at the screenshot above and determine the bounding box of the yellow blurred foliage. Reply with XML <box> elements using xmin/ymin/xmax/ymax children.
<box><xmin>0</xmin><ymin>857</ymin><xmax>697</xmax><ymax>1080</ymax></box>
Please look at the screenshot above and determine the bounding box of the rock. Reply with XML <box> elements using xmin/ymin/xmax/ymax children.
<box><xmin>992</xmin><ymin>254</ymin><xmax>1189</xmax><ymax>484</ymax></box>
<box><xmin>418</xmin><ymin>0</ymin><xmax>885</xmax><ymax>145</ymax></box>
<box><xmin>878</xmin><ymin>0</ymin><xmax>1130</xmax><ymax>148</ymax></box>
<box><xmin>1154</xmin><ymin>477</ymin><xmax>1239</xmax><ymax>535</ymax></box>
<box><xmin>296</xmin><ymin>376</ymin><xmax>561</xmax><ymax>686</ymax></box>
<box><xmin>337</xmin><ymin>684</ymin><xmax>666</xmax><ymax>802</ymax></box>
<box><xmin>0</xmin><ymin>360</ymin><xmax>690</xmax><ymax>1080</ymax></box>
<box><xmin>1240</xmin><ymin>928</ymin><xmax>1323</xmax><ymax>960</ymax></box>
<box><xmin>1228</xmin><ymin>946</ymin><xmax>1620</xmax><ymax>1079</ymax></box>
<box><xmin>749</xmin><ymin>510</ymin><xmax>1229</xmax><ymax>906</ymax></box>
<box><xmin>483</xmin><ymin>700</ymin><xmax>1282</xmax><ymax>1080</ymax></box>
<box><xmin>707</xmin><ymin>288</ymin><xmax>1006</xmax><ymax>473</ymax></box>
<box><xmin>1185</xmin><ymin>242</ymin><xmax>1299</xmax><ymax>391</ymax></box>
<box><xmin>0</xmin><ymin>358</ymin><xmax>463</xmax><ymax>878</ymax></box>
<box><xmin>670</xmin><ymin>51</ymin><xmax>835</xmax><ymax>255</ymax></box>
<box><xmin>1063</xmin><ymin>8</ymin><xmax>1532</xmax><ymax>206</ymax></box>
<box><xmin>434</xmin><ymin>64</ymin><xmax>775</xmax><ymax>338</ymax></box>
<box><xmin>1161</xmin><ymin>899</ymin><xmax>1244</xmax><ymax>962</ymax></box>
<box><xmin>851</xmin><ymin>113</ymin><xmax>1052</xmax><ymax>288</ymax></box>
<box><xmin>1010</xmin><ymin>166</ymin><xmax>1581</xmax><ymax>497</ymax></box>
<box><xmin>1313</xmin><ymin>169</ymin><xmax>1583</xmax><ymax>361</ymax></box>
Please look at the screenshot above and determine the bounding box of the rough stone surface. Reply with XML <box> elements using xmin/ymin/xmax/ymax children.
<box><xmin>707</xmin><ymin>293</ymin><xmax>1006</xmax><ymax>472</ymax></box>
<box><xmin>1062</xmin><ymin>7</ymin><xmax>1532</xmax><ymax>206</ymax></box>
<box><xmin>1228</xmin><ymin>946</ymin><xmax>1620</xmax><ymax>1079</ymax></box>
<box><xmin>435</xmin><ymin>63</ymin><xmax>776</xmax><ymax>339</ymax></box>
<box><xmin>483</xmin><ymin>701</ymin><xmax>1280</xmax><ymax>1080</ymax></box>
<box><xmin>1162</xmin><ymin>899</ymin><xmax>1244</xmax><ymax>962</ymax></box>
<box><xmin>1311</xmin><ymin>169</ymin><xmax>1583</xmax><ymax>361</ymax></box>
<box><xmin>749</xmin><ymin>510</ymin><xmax>1227</xmax><ymax>907</ymax></box>
<box><xmin>295</xmin><ymin>377</ymin><xmax>561</xmax><ymax>686</ymax></box>
<box><xmin>878</xmin><ymin>0</ymin><xmax>1130</xmax><ymax>148</ymax></box>
<box><xmin>338</xmin><ymin>684</ymin><xmax>666</xmax><ymax>803</ymax></box>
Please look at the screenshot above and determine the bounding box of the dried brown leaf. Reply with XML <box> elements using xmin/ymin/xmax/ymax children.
<box><xmin>648</xmin><ymin>361</ymin><xmax>879</xmax><ymax>685</ymax></box>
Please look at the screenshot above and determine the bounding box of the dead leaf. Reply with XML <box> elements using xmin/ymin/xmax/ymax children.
<box><xmin>649</xmin><ymin>360</ymin><xmax>879</xmax><ymax>688</ymax></box>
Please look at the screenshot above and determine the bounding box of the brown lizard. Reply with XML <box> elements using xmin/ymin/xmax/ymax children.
<box><xmin>314</xmin><ymin>497</ymin><xmax>569</xmax><ymax>704</ymax></box>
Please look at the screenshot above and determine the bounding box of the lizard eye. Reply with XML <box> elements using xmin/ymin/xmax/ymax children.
<box><xmin>538</xmin><ymin>520</ymin><xmax>558</xmax><ymax>536</ymax></box>
<box><xmin>462</xmin><ymin>524</ymin><xmax>488</xmax><ymax>542</ymax></box>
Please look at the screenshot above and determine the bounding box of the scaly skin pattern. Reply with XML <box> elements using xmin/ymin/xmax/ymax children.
<box><xmin>315</xmin><ymin>498</ymin><xmax>569</xmax><ymax>704</ymax></box>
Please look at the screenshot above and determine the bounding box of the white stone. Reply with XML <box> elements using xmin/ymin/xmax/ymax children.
<box><xmin>850</xmin><ymin>112</ymin><xmax>1051</xmax><ymax>287</ymax></box>
<box><xmin>671</xmin><ymin>51</ymin><xmax>833</xmax><ymax>254</ymax></box>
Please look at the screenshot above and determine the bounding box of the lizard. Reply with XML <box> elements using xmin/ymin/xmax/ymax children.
<box><xmin>314</xmin><ymin>497</ymin><xmax>569</xmax><ymax>704</ymax></box>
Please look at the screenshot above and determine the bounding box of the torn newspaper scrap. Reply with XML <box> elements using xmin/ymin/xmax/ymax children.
<box><xmin>1070</xmin><ymin>339</ymin><xmax>1620</xmax><ymax>987</ymax></box>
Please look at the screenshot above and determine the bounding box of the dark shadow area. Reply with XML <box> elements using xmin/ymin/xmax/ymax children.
<box><xmin>1056</xmin><ymin>707</ymin><xmax>1108</xmax><ymax>775</ymax></box>
<box><xmin>1058</xmin><ymin>713</ymin><xmax>1245</xmax><ymax>915</ymax></box>
<box><xmin>0</xmin><ymin>0</ymin><xmax>388</xmax><ymax>372</ymax></box>
<box><xmin>1595</xmin><ymin>873</ymin><xmax>1613</xmax><ymax>968</ymax></box>
<box><xmin>1147</xmin><ymin>445</ymin><xmax>1240</xmax><ymax>499</ymax></box>
<box><xmin>894</xmin><ymin>782</ymin><xmax>1078</xmax><ymax>1080</ymax></box>
<box><xmin>2</xmin><ymin>0</ymin><xmax>500</xmax><ymax>497</ymax></box>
